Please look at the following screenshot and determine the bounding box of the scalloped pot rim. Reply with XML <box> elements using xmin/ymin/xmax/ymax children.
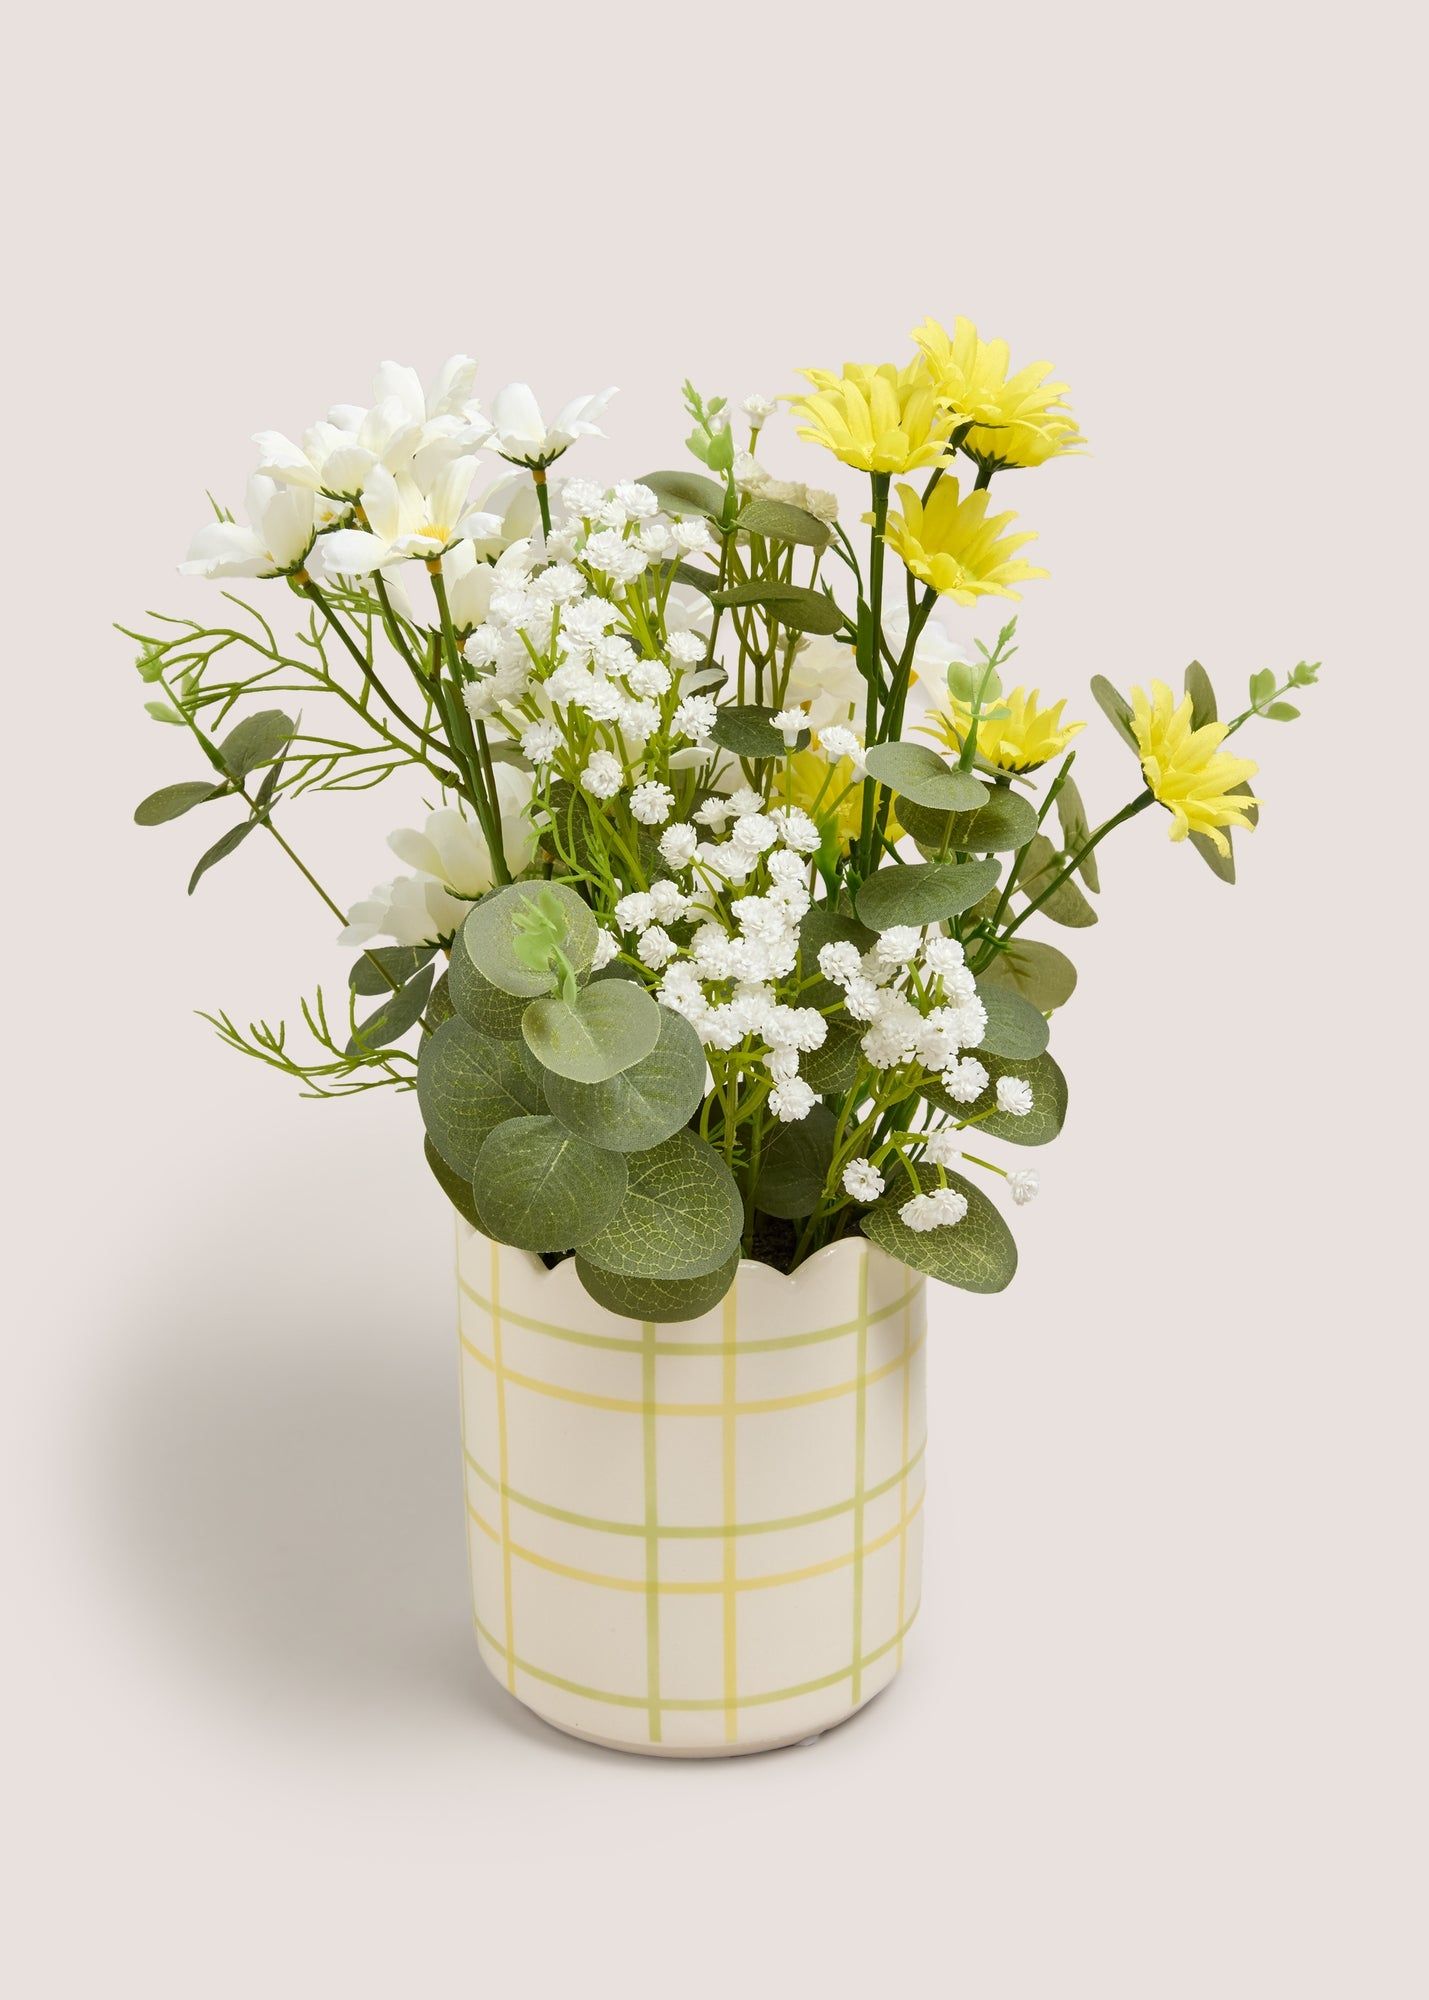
<box><xmin>458</xmin><ymin>1222</ymin><xmax>917</xmax><ymax>1305</ymax></box>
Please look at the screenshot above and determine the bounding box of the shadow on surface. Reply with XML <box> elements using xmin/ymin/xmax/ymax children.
<box><xmin>81</xmin><ymin>1259</ymin><xmax>573</xmax><ymax>1750</ymax></box>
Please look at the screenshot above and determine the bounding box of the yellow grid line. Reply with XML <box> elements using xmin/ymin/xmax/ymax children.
<box><xmin>850</xmin><ymin>1251</ymin><xmax>869</xmax><ymax>1708</ymax></box>
<box><xmin>459</xmin><ymin>1327</ymin><xmax>926</xmax><ymax>1418</ymax></box>
<box><xmin>721</xmin><ymin>1288</ymin><xmax>738</xmax><ymax>1745</ymax></box>
<box><xmin>641</xmin><ymin>1322</ymin><xmax>662</xmax><ymax>1744</ymax></box>
<box><xmin>466</xmin><ymin>1490</ymin><xmax>927</xmax><ymax>1597</ymax></box>
<box><xmin>463</xmin><ymin>1439</ymin><xmax>926</xmax><ymax>1540</ymax></box>
<box><xmin>458</xmin><ymin>1275</ymin><xmax>920</xmax><ymax>1356</ymax></box>
<box><xmin>471</xmin><ymin>1605</ymin><xmax>923</xmax><ymax>1713</ymax></box>
<box><xmin>490</xmin><ymin>1240</ymin><xmax>516</xmax><ymax>1693</ymax></box>
<box><xmin>897</xmin><ymin>1289</ymin><xmax>913</xmax><ymax>1668</ymax></box>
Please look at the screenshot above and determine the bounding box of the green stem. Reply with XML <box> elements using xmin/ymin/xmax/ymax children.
<box><xmin>974</xmin><ymin>790</ymin><xmax>1153</xmax><ymax>968</ymax></box>
<box><xmin>856</xmin><ymin>473</ymin><xmax>892</xmax><ymax>874</ymax></box>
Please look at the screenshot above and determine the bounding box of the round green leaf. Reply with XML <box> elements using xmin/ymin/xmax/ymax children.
<box><xmin>417</xmin><ymin>1017</ymin><xmax>545</xmax><ymax>1177</ymax></box>
<box><xmin>449</xmin><ymin>929</ymin><xmax>527</xmax><ymax>1037</ymax></box>
<box><xmin>975</xmin><ymin>983</ymin><xmax>1051</xmax><ymax>1059</ymax></box>
<box><xmin>543</xmin><ymin>1006</ymin><xmax>706</xmax><ymax>1151</ymax></box>
<box><xmin>855</xmin><ymin>858</ymin><xmax>1000</xmax><ymax>930</ymax></box>
<box><xmin>425</xmin><ymin>1134</ymin><xmax>481</xmax><ymax>1230</ymax></box>
<box><xmin>461</xmin><ymin>881</ymin><xmax>597</xmax><ymax>998</ymax></box>
<box><xmin>862</xmin><ymin>1171</ymin><xmax>1018</xmax><ymax>1293</ymax></box>
<box><xmin>473</xmin><ymin>1115</ymin><xmax>628</xmax><ymax>1253</ymax></box>
<box><xmin>923</xmin><ymin>1049</ymin><xmax>1067</xmax><ymax>1147</ymax></box>
<box><xmin>799</xmin><ymin>1018</ymin><xmax>862</xmax><ymax>1094</ymax></box>
<box><xmin>1016</xmin><ymin>833</ymin><xmax>1098</xmax><ymax>926</ymax></box>
<box><xmin>578</xmin><ymin>1130</ymin><xmax>743</xmax><ymax>1280</ymax></box>
<box><xmin>755</xmin><ymin>1106</ymin><xmax>837</xmax><ymax>1220</ymax></box>
<box><xmin>522</xmin><ymin>979</ymin><xmax>662</xmax><ymax>1083</ymax></box>
<box><xmin>427</xmin><ymin>971</ymin><xmax>455</xmax><ymax>1029</ymax></box>
<box><xmin>977</xmin><ymin>939</ymin><xmax>1078</xmax><ymax>1013</ymax></box>
<box><xmin>574</xmin><ymin>1248</ymin><xmax>741</xmax><ymax>1324</ymax></box>
<box><xmin>862</xmin><ymin>742</ymin><xmax>989</xmax><ymax>812</ymax></box>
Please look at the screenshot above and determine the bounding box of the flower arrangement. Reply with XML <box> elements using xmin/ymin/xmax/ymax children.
<box><xmin>126</xmin><ymin>321</ymin><xmax>1317</xmax><ymax>1321</ymax></box>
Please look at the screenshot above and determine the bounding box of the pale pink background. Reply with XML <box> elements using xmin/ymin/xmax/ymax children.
<box><xmin>5</xmin><ymin>3</ymin><xmax>1423</xmax><ymax>1994</ymax></box>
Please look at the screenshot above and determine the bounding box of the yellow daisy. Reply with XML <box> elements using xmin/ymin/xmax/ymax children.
<box><xmin>883</xmin><ymin>479</ymin><xmax>1046</xmax><ymax>605</ymax></box>
<box><xmin>1130</xmin><ymin>681</ymin><xmax>1261</xmax><ymax>856</ymax></box>
<box><xmin>911</xmin><ymin>315</ymin><xmax>1084</xmax><ymax>472</ymax></box>
<box><xmin>791</xmin><ymin>360</ymin><xmax>954</xmax><ymax>475</ymax></box>
<box><xmin>922</xmin><ymin>687</ymin><xmax>1085</xmax><ymax>772</ymax></box>
<box><xmin>783</xmin><ymin>749</ymin><xmax>895</xmax><ymax>853</ymax></box>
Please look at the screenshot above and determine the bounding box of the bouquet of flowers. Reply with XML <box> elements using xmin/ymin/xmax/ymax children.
<box><xmin>126</xmin><ymin>321</ymin><xmax>1317</xmax><ymax>1321</ymax></box>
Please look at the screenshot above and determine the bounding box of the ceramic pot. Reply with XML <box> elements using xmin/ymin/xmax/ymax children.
<box><xmin>455</xmin><ymin>1225</ymin><xmax>927</xmax><ymax>1756</ymax></box>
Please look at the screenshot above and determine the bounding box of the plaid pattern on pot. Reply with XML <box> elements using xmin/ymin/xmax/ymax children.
<box><xmin>456</xmin><ymin>1227</ymin><xmax>927</xmax><ymax>1756</ymax></box>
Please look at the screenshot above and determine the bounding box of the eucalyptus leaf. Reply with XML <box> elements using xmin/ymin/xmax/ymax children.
<box><xmin>425</xmin><ymin>1134</ymin><xmax>482</xmax><ymax>1231</ymax></box>
<box><xmin>977</xmin><ymin>939</ymin><xmax>1078</xmax><ymax>1012</ymax></box>
<box><xmin>134</xmin><ymin>780</ymin><xmax>228</xmax><ymax>826</ymax></box>
<box><xmin>976</xmin><ymin>982</ymin><xmax>1051</xmax><ymax>1058</ymax></box>
<box><xmin>862</xmin><ymin>1170</ymin><xmax>1017</xmax><ymax>1293</ymax></box>
<box><xmin>449</xmin><ymin>930</ymin><xmax>528</xmax><ymax>1038</ymax></box>
<box><xmin>522</xmin><ymin>979</ymin><xmax>662</xmax><ymax>1083</ymax></box>
<box><xmin>416</xmin><ymin>1017</ymin><xmax>545</xmax><ymax>1177</ymax></box>
<box><xmin>462</xmin><ymin>880</ymin><xmax>597</xmax><ymax>998</ymax></box>
<box><xmin>755</xmin><ymin>1106</ymin><xmax>837</xmax><ymax>1220</ymax></box>
<box><xmin>187</xmin><ymin>816</ymin><xmax>256</xmax><ymax>895</ymax></box>
<box><xmin>711</xmin><ymin>703</ymin><xmax>808</xmax><ymax>759</ymax></box>
<box><xmin>578</xmin><ymin>1129</ymin><xmax>743</xmax><ymax>1280</ymax></box>
<box><xmin>855</xmin><ymin>858</ymin><xmax>1000</xmax><ymax>930</ymax></box>
<box><xmin>542</xmin><ymin>1005</ymin><xmax>706</xmax><ymax>1151</ymax></box>
<box><xmin>345</xmin><ymin>964</ymin><xmax>433</xmax><ymax>1056</ymax></box>
<box><xmin>427</xmin><ymin>971</ymin><xmax>455</xmax><ymax>1029</ymax></box>
<box><xmin>799</xmin><ymin>1018</ymin><xmax>863</xmax><ymax>1093</ymax></box>
<box><xmin>1055</xmin><ymin>774</ymin><xmax>1099</xmax><ymax>892</ymax></box>
<box><xmin>1015</xmin><ymin>833</ymin><xmax>1098</xmax><ymax>926</ymax></box>
<box><xmin>217</xmin><ymin>709</ymin><xmax>295</xmax><ymax>782</ymax></box>
<box><xmin>575</xmin><ymin>1248</ymin><xmax>741</xmax><ymax>1324</ymax></box>
<box><xmin>736</xmin><ymin>497</ymin><xmax>830</xmax><ymax>549</ymax></box>
<box><xmin>349</xmin><ymin>943</ymin><xmax>436</xmax><ymax>996</ymax></box>
<box><xmin>1090</xmin><ymin>675</ymin><xmax>1139</xmax><ymax>751</ymax></box>
<box><xmin>709</xmin><ymin>579</ymin><xmax>846</xmax><ymax>636</ymax></box>
<box><xmin>862</xmin><ymin>742</ymin><xmax>989</xmax><ymax>812</ymax></box>
<box><xmin>473</xmin><ymin>1115</ymin><xmax>628</xmax><ymax>1253</ymax></box>
<box><xmin>638</xmin><ymin>469</ymin><xmax>727</xmax><ymax>520</ymax></box>
<box><xmin>958</xmin><ymin>787</ymin><xmax>1039</xmax><ymax>853</ymax></box>
<box><xmin>923</xmin><ymin>1049</ymin><xmax>1068</xmax><ymax>1147</ymax></box>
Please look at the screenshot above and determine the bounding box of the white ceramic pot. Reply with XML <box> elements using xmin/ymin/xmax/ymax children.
<box><xmin>455</xmin><ymin>1225</ymin><xmax>927</xmax><ymax>1756</ymax></box>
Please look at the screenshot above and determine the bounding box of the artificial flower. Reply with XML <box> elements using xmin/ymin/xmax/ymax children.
<box><xmin>311</xmin><ymin>458</ymin><xmax>491</xmax><ymax>575</ymax></box>
<box><xmin>995</xmin><ymin>1076</ymin><xmax>1035</xmax><ymax>1117</ymax></box>
<box><xmin>911</xmin><ymin>317</ymin><xmax>1084</xmax><ymax>472</ymax></box>
<box><xmin>1007</xmin><ymin>1170</ymin><xmax>1039</xmax><ymax>1205</ymax></box>
<box><xmin>782</xmin><ymin>632</ymin><xmax>864</xmax><ymax>730</ymax></box>
<box><xmin>792</xmin><ymin>361</ymin><xmax>954</xmax><ymax>474</ymax></box>
<box><xmin>340</xmin><ymin>873</ymin><xmax>473</xmax><ymax>949</ymax></box>
<box><xmin>921</xmin><ymin>685</ymin><xmax>1085</xmax><ymax>771</ymax></box>
<box><xmin>488</xmin><ymin>383</ymin><xmax>617</xmax><ymax>468</ymax></box>
<box><xmin>1129</xmin><ymin>681</ymin><xmax>1262</xmax><ymax>856</ymax></box>
<box><xmin>842</xmin><ymin>1159</ymin><xmax>885</xmax><ymax>1202</ymax></box>
<box><xmin>387</xmin><ymin>770</ymin><xmax>536</xmax><ymax>895</ymax></box>
<box><xmin>883</xmin><ymin>480</ymin><xmax>1046</xmax><ymax>605</ymax></box>
<box><xmin>181</xmin><ymin>475</ymin><xmax>315</xmax><ymax>580</ymax></box>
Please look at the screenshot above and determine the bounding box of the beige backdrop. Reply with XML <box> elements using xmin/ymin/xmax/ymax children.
<box><xmin>5</xmin><ymin>2</ymin><xmax>1424</xmax><ymax>1994</ymax></box>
